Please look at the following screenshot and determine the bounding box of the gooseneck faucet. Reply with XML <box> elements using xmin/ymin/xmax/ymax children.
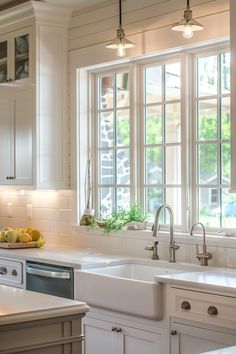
<box><xmin>190</xmin><ymin>222</ymin><xmax>212</xmax><ymax>266</ymax></box>
<box><xmin>145</xmin><ymin>204</ymin><xmax>180</xmax><ymax>262</ymax></box>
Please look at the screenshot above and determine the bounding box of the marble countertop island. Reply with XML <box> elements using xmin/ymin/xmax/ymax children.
<box><xmin>0</xmin><ymin>284</ymin><xmax>89</xmax><ymax>326</ymax></box>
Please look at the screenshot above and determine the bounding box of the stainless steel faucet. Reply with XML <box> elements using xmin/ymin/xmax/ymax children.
<box><xmin>190</xmin><ymin>222</ymin><xmax>212</xmax><ymax>266</ymax></box>
<box><xmin>145</xmin><ymin>204</ymin><xmax>180</xmax><ymax>262</ymax></box>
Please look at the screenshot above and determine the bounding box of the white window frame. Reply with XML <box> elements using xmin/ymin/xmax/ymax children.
<box><xmin>190</xmin><ymin>44</ymin><xmax>230</xmax><ymax>232</ymax></box>
<box><xmin>83</xmin><ymin>42</ymin><xmax>230</xmax><ymax>233</ymax></box>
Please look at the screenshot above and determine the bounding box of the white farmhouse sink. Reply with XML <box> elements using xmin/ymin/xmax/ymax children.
<box><xmin>75</xmin><ymin>260</ymin><xmax>203</xmax><ymax>320</ymax></box>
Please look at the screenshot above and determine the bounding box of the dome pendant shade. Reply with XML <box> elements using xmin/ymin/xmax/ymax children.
<box><xmin>105</xmin><ymin>0</ymin><xmax>135</xmax><ymax>57</ymax></box>
<box><xmin>171</xmin><ymin>1</ymin><xmax>203</xmax><ymax>38</ymax></box>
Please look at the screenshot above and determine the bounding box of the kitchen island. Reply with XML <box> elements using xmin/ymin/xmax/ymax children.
<box><xmin>0</xmin><ymin>284</ymin><xmax>89</xmax><ymax>354</ymax></box>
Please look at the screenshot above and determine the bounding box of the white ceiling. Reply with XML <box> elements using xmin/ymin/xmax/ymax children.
<box><xmin>0</xmin><ymin>0</ymin><xmax>107</xmax><ymax>11</ymax></box>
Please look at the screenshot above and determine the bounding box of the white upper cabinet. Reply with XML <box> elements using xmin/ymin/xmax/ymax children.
<box><xmin>0</xmin><ymin>89</ymin><xmax>33</xmax><ymax>185</ymax></box>
<box><xmin>0</xmin><ymin>27</ymin><xmax>32</xmax><ymax>85</ymax></box>
<box><xmin>0</xmin><ymin>1</ymin><xmax>71</xmax><ymax>189</ymax></box>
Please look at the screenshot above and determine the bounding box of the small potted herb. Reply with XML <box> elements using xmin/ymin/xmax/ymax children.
<box><xmin>125</xmin><ymin>203</ymin><xmax>147</xmax><ymax>230</ymax></box>
<box><xmin>96</xmin><ymin>203</ymin><xmax>147</xmax><ymax>234</ymax></box>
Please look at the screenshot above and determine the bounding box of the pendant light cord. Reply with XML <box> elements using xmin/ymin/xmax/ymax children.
<box><xmin>119</xmin><ymin>0</ymin><xmax>122</xmax><ymax>27</ymax></box>
<box><xmin>187</xmin><ymin>0</ymin><xmax>190</xmax><ymax>7</ymax></box>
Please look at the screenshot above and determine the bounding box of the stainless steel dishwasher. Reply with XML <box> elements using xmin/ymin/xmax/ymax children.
<box><xmin>26</xmin><ymin>261</ymin><xmax>74</xmax><ymax>299</ymax></box>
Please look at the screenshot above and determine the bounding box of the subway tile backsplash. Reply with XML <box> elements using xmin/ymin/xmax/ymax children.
<box><xmin>0</xmin><ymin>190</ymin><xmax>73</xmax><ymax>240</ymax></box>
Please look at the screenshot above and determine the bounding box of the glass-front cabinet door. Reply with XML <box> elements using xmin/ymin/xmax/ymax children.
<box><xmin>0</xmin><ymin>27</ymin><xmax>31</xmax><ymax>85</ymax></box>
<box><xmin>14</xmin><ymin>33</ymin><xmax>29</xmax><ymax>81</ymax></box>
<box><xmin>0</xmin><ymin>39</ymin><xmax>8</xmax><ymax>84</ymax></box>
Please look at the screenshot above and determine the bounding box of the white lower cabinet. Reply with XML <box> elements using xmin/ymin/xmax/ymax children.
<box><xmin>170</xmin><ymin>320</ymin><xmax>236</xmax><ymax>354</ymax></box>
<box><xmin>169</xmin><ymin>286</ymin><xmax>236</xmax><ymax>354</ymax></box>
<box><xmin>84</xmin><ymin>316</ymin><xmax>163</xmax><ymax>354</ymax></box>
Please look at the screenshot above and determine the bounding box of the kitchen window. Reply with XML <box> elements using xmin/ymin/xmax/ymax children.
<box><xmin>89</xmin><ymin>45</ymin><xmax>232</xmax><ymax>231</ymax></box>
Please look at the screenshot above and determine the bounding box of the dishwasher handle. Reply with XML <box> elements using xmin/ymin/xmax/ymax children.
<box><xmin>26</xmin><ymin>266</ymin><xmax>71</xmax><ymax>279</ymax></box>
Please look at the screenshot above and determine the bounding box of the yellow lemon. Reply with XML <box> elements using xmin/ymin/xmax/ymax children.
<box><xmin>29</xmin><ymin>229</ymin><xmax>41</xmax><ymax>241</ymax></box>
<box><xmin>26</xmin><ymin>226</ymin><xmax>34</xmax><ymax>234</ymax></box>
<box><xmin>19</xmin><ymin>233</ymin><xmax>32</xmax><ymax>243</ymax></box>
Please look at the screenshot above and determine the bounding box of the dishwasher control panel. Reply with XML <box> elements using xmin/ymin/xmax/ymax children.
<box><xmin>0</xmin><ymin>258</ymin><xmax>24</xmax><ymax>288</ymax></box>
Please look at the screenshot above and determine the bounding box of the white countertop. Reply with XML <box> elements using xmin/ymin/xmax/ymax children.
<box><xmin>0</xmin><ymin>245</ymin><xmax>129</xmax><ymax>268</ymax></box>
<box><xmin>201</xmin><ymin>346</ymin><xmax>236</xmax><ymax>353</ymax></box>
<box><xmin>156</xmin><ymin>269</ymin><xmax>236</xmax><ymax>294</ymax></box>
<box><xmin>0</xmin><ymin>284</ymin><xmax>89</xmax><ymax>326</ymax></box>
<box><xmin>3</xmin><ymin>245</ymin><xmax>236</xmax><ymax>294</ymax></box>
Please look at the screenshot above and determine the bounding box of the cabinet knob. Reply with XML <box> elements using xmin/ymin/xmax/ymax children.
<box><xmin>181</xmin><ymin>301</ymin><xmax>191</xmax><ymax>310</ymax></box>
<box><xmin>111</xmin><ymin>326</ymin><xmax>122</xmax><ymax>333</ymax></box>
<box><xmin>208</xmin><ymin>306</ymin><xmax>218</xmax><ymax>316</ymax></box>
<box><xmin>171</xmin><ymin>330</ymin><xmax>177</xmax><ymax>336</ymax></box>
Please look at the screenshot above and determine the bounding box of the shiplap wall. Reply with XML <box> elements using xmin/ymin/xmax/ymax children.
<box><xmin>69</xmin><ymin>0</ymin><xmax>229</xmax><ymax>52</ymax></box>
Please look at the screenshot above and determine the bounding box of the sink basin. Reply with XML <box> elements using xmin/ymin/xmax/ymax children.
<box><xmin>75</xmin><ymin>260</ymin><xmax>203</xmax><ymax>320</ymax></box>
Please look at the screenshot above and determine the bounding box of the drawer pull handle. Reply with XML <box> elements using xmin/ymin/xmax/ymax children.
<box><xmin>171</xmin><ymin>330</ymin><xmax>177</xmax><ymax>336</ymax></box>
<box><xmin>208</xmin><ymin>306</ymin><xmax>218</xmax><ymax>316</ymax></box>
<box><xmin>12</xmin><ymin>269</ymin><xmax>17</xmax><ymax>276</ymax></box>
<box><xmin>0</xmin><ymin>267</ymin><xmax>7</xmax><ymax>275</ymax></box>
<box><xmin>181</xmin><ymin>301</ymin><xmax>191</xmax><ymax>310</ymax></box>
<box><xmin>112</xmin><ymin>326</ymin><xmax>116</xmax><ymax>331</ymax></box>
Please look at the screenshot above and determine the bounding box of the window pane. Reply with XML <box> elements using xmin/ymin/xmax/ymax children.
<box><xmin>100</xmin><ymin>187</ymin><xmax>114</xmax><ymax>216</ymax></box>
<box><xmin>116</xmin><ymin>73</ymin><xmax>130</xmax><ymax>107</ymax></box>
<box><xmin>100</xmin><ymin>150</ymin><xmax>114</xmax><ymax>184</ymax></box>
<box><xmin>166</xmin><ymin>188</ymin><xmax>181</xmax><ymax>225</ymax></box>
<box><xmin>222</xmin><ymin>189</ymin><xmax>236</xmax><ymax>228</ymax></box>
<box><xmin>146</xmin><ymin>147</ymin><xmax>163</xmax><ymax>184</ymax></box>
<box><xmin>99</xmin><ymin>112</ymin><xmax>114</xmax><ymax>148</ymax></box>
<box><xmin>165</xmin><ymin>102</ymin><xmax>181</xmax><ymax>143</ymax></box>
<box><xmin>145</xmin><ymin>188</ymin><xmax>163</xmax><ymax>217</ymax></box>
<box><xmin>117</xmin><ymin>188</ymin><xmax>130</xmax><ymax>208</ymax></box>
<box><xmin>221</xmin><ymin>143</ymin><xmax>230</xmax><ymax>184</ymax></box>
<box><xmin>165</xmin><ymin>62</ymin><xmax>181</xmax><ymax>100</ymax></box>
<box><xmin>145</xmin><ymin>66</ymin><xmax>162</xmax><ymax>104</ymax></box>
<box><xmin>199</xmin><ymin>188</ymin><xmax>220</xmax><ymax>227</ymax></box>
<box><xmin>166</xmin><ymin>146</ymin><xmax>181</xmax><ymax>184</ymax></box>
<box><xmin>198</xmin><ymin>100</ymin><xmax>217</xmax><ymax>141</ymax></box>
<box><xmin>116</xmin><ymin>149</ymin><xmax>130</xmax><ymax>185</ymax></box>
<box><xmin>198</xmin><ymin>144</ymin><xmax>217</xmax><ymax>184</ymax></box>
<box><xmin>100</xmin><ymin>76</ymin><xmax>113</xmax><ymax>109</ymax></box>
<box><xmin>145</xmin><ymin>105</ymin><xmax>162</xmax><ymax>144</ymax></box>
<box><xmin>198</xmin><ymin>55</ymin><xmax>217</xmax><ymax>97</ymax></box>
<box><xmin>221</xmin><ymin>52</ymin><xmax>230</xmax><ymax>94</ymax></box>
<box><xmin>116</xmin><ymin>109</ymin><xmax>130</xmax><ymax>146</ymax></box>
<box><xmin>221</xmin><ymin>97</ymin><xmax>230</xmax><ymax>140</ymax></box>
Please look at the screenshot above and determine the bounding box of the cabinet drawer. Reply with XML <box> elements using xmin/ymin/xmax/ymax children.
<box><xmin>170</xmin><ymin>287</ymin><xmax>236</xmax><ymax>329</ymax></box>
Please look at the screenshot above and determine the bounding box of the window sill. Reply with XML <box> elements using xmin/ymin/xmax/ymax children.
<box><xmin>72</xmin><ymin>225</ymin><xmax>236</xmax><ymax>249</ymax></box>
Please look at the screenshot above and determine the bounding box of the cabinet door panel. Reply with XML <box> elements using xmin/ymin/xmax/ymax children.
<box><xmin>0</xmin><ymin>94</ymin><xmax>11</xmax><ymax>182</ymax></box>
<box><xmin>124</xmin><ymin>326</ymin><xmax>162</xmax><ymax>354</ymax></box>
<box><xmin>14</xmin><ymin>90</ymin><xmax>33</xmax><ymax>184</ymax></box>
<box><xmin>171</xmin><ymin>322</ymin><xmax>236</xmax><ymax>354</ymax></box>
<box><xmin>84</xmin><ymin>319</ymin><xmax>117</xmax><ymax>354</ymax></box>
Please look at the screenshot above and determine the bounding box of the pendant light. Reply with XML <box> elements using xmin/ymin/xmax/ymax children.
<box><xmin>171</xmin><ymin>0</ymin><xmax>203</xmax><ymax>39</ymax></box>
<box><xmin>105</xmin><ymin>0</ymin><xmax>135</xmax><ymax>57</ymax></box>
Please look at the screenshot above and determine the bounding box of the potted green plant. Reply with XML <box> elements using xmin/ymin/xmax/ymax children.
<box><xmin>125</xmin><ymin>203</ymin><xmax>147</xmax><ymax>230</ymax></box>
<box><xmin>96</xmin><ymin>203</ymin><xmax>147</xmax><ymax>234</ymax></box>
